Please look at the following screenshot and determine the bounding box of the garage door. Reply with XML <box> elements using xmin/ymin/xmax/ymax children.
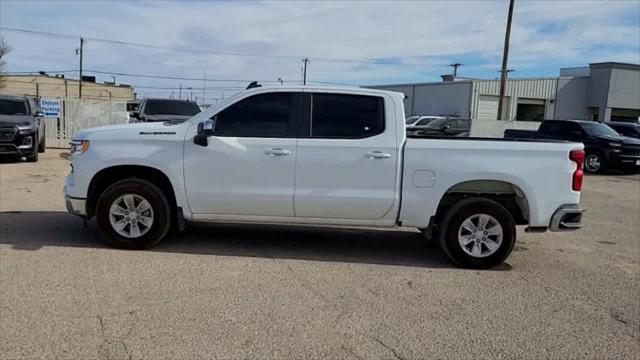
<box><xmin>477</xmin><ymin>95</ymin><xmax>508</xmax><ymax>121</ymax></box>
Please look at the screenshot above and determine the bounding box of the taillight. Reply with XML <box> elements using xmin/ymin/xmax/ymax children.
<box><xmin>569</xmin><ymin>150</ymin><xmax>585</xmax><ymax>191</ymax></box>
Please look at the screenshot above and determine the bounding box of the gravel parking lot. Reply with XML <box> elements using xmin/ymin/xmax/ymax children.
<box><xmin>1</xmin><ymin>149</ymin><xmax>639</xmax><ymax>359</ymax></box>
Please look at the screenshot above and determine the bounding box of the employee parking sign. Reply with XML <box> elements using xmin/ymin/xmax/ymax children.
<box><xmin>40</xmin><ymin>98</ymin><xmax>61</xmax><ymax>118</ymax></box>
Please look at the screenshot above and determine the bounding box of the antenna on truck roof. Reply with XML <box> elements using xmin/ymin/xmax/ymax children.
<box><xmin>246</xmin><ymin>81</ymin><xmax>261</xmax><ymax>90</ymax></box>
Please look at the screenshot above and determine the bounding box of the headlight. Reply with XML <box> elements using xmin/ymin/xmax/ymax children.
<box><xmin>69</xmin><ymin>140</ymin><xmax>90</xmax><ymax>156</ymax></box>
<box><xmin>17</xmin><ymin>124</ymin><xmax>35</xmax><ymax>131</ymax></box>
<box><xmin>608</xmin><ymin>142</ymin><xmax>622</xmax><ymax>148</ymax></box>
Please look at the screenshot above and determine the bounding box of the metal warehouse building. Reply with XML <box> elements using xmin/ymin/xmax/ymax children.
<box><xmin>369</xmin><ymin>62</ymin><xmax>640</xmax><ymax>137</ymax></box>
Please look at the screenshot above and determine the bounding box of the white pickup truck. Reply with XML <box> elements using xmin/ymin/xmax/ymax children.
<box><xmin>64</xmin><ymin>86</ymin><xmax>585</xmax><ymax>268</ymax></box>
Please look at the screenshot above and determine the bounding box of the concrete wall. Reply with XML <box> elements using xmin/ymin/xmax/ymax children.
<box><xmin>554</xmin><ymin>77</ymin><xmax>590</xmax><ymax>120</ymax></box>
<box><xmin>586</xmin><ymin>67</ymin><xmax>611</xmax><ymax>121</ymax></box>
<box><xmin>608</xmin><ymin>68</ymin><xmax>640</xmax><ymax>110</ymax></box>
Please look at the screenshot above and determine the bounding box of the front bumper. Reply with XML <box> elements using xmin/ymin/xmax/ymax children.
<box><xmin>549</xmin><ymin>204</ymin><xmax>584</xmax><ymax>231</ymax></box>
<box><xmin>0</xmin><ymin>130</ymin><xmax>36</xmax><ymax>156</ymax></box>
<box><xmin>64</xmin><ymin>189</ymin><xmax>87</xmax><ymax>217</ymax></box>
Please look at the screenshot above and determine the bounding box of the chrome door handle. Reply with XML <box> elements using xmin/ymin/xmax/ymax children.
<box><xmin>365</xmin><ymin>151</ymin><xmax>391</xmax><ymax>159</ymax></box>
<box><xmin>265</xmin><ymin>148</ymin><xmax>291</xmax><ymax>156</ymax></box>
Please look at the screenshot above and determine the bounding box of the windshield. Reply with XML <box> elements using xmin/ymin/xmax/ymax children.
<box><xmin>424</xmin><ymin>118</ymin><xmax>449</xmax><ymax>128</ymax></box>
<box><xmin>405</xmin><ymin>116</ymin><xmax>419</xmax><ymax>125</ymax></box>
<box><xmin>0</xmin><ymin>99</ymin><xmax>28</xmax><ymax>115</ymax></box>
<box><xmin>144</xmin><ymin>100</ymin><xmax>201</xmax><ymax>116</ymax></box>
<box><xmin>581</xmin><ymin>122</ymin><xmax>620</xmax><ymax>137</ymax></box>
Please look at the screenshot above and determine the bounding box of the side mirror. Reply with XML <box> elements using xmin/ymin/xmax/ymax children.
<box><xmin>442</xmin><ymin>124</ymin><xmax>451</xmax><ymax>131</ymax></box>
<box><xmin>194</xmin><ymin>119</ymin><xmax>215</xmax><ymax>147</ymax></box>
<box><xmin>130</xmin><ymin>111</ymin><xmax>139</xmax><ymax>119</ymax></box>
<box><xmin>34</xmin><ymin>111</ymin><xmax>45</xmax><ymax>118</ymax></box>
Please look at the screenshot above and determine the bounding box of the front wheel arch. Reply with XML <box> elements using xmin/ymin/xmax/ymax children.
<box><xmin>86</xmin><ymin>165</ymin><xmax>178</xmax><ymax>221</ymax></box>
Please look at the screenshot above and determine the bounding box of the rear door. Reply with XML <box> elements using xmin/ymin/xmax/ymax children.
<box><xmin>293</xmin><ymin>92</ymin><xmax>398</xmax><ymax>220</ymax></box>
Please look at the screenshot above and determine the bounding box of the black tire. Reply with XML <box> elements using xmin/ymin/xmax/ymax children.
<box><xmin>584</xmin><ymin>151</ymin><xmax>604</xmax><ymax>173</ymax></box>
<box><xmin>96</xmin><ymin>178</ymin><xmax>172</xmax><ymax>250</ymax></box>
<box><xmin>26</xmin><ymin>149</ymin><xmax>38</xmax><ymax>162</ymax></box>
<box><xmin>38</xmin><ymin>127</ymin><xmax>46</xmax><ymax>153</ymax></box>
<box><xmin>439</xmin><ymin>197</ymin><xmax>516</xmax><ymax>269</ymax></box>
<box><xmin>25</xmin><ymin>131</ymin><xmax>39</xmax><ymax>162</ymax></box>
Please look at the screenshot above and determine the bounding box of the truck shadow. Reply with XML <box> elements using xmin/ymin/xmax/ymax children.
<box><xmin>0</xmin><ymin>211</ymin><xmax>511</xmax><ymax>270</ymax></box>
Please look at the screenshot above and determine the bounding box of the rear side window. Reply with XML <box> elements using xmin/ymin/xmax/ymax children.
<box><xmin>311</xmin><ymin>93</ymin><xmax>384</xmax><ymax>138</ymax></box>
<box><xmin>214</xmin><ymin>92</ymin><xmax>295</xmax><ymax>137</ymax></box>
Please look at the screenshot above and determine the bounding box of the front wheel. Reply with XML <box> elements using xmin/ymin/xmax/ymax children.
<box><xmin>439</xmin><ymin>198</ymin><xmax>516</xmax><ymax>269</ymax></box>
<box><xmin>584</xmin><ymin>152</ymin><xmax>604</xmax><ymax>173</ymax></box>
<box><xmin>38</xmin><ymin>127</ymin><xmax>46</xmax><ymax>153</ymax></box>
<box><xmin>96</xmin><ymin>178</ymin><xmax>172</xmax><ymax>249</ymax></box>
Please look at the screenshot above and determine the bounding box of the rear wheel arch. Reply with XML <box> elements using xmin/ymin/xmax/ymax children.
<box><xmin>86</xmin><ymin>165</ymin><xmax>178</xmax><ymax>220</ymax></box>
<box><xmin>433</xmin><ymin>180</ymin><xmax>530</xmax><ymax>227</ymax></box>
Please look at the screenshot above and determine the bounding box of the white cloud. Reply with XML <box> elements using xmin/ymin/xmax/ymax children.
<box><xmin>1</xmin><ymin>0</ymin><xmax>638</xmax><ymax>99</ymax></box>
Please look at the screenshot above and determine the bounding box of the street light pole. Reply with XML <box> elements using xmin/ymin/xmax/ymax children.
<box><xmin>497</xmin><ymin>0</ymin><xmax>515</xmax><ymax>120</ymax></box>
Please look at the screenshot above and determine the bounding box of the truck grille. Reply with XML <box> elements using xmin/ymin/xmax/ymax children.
<box><xmin>622</xmin><ymin>145</ymin><xmax>640</xmax><ymax>157</ymax></box>
<box><xmin>0</xmin><ymin>127</ymin><xmax>16</xmax><ymax>142</ymax></box>
<box><xmin>0</xmin><ymin>144</ymin><xmax>17</xmax><ymax>153</ymax></box>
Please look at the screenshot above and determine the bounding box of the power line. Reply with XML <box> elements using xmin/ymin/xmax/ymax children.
<box><xmin>0</xmin><ymin>79</ymin><xmax>244</xmax><ymax>90</ymax></box>
<box><xmin>0</xmin><ymin>26</ymin><xmax>440</xmax><ymax>67</ymax></box>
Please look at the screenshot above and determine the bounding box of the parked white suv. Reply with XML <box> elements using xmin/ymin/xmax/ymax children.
<box><xmin>64</xmin><ymin>86</ymin><xmax>585</xmax><ymax>268</ymax></box>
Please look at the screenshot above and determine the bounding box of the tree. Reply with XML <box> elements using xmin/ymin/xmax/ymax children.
<box><xmin>0</xmin><ymin>36</ymin><xmax>11</xmax><ymax>88</ymax></box>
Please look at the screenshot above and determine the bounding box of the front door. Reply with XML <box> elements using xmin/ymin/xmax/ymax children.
<box><xmin>294</xmin><ymin>92</ymin><xmax>398</xmax><ymax>220</ymax></box>
<box><xmin>184</xmin><ymin>91</ymin><xmax>301</xmax><ymax>216</ymax></box>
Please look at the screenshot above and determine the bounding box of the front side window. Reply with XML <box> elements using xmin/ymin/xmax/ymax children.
<box><xmin>311</xmin><ymin>93</ymin><xmax>384</xmax><ymax>138</ymax></box>
<box><xmin>214</xmin><ymin>92</ymin><xmax>294</xmax><ymax>137</ymax></box>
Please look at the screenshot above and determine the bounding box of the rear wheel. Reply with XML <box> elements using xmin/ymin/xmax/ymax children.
<box><xmin>439</xmin><ymin>198</ymin><xmax>516</xmax><ymax>269</ymax></box>
<box><xmin>96</xmin><ymin>178</ymin><xmax>172</xmax><ymax>249</ymax></box>
<box><xmin>584</xmin><ymin>152</ymin><xmax>604</xmax><ymax>173</ymax></box>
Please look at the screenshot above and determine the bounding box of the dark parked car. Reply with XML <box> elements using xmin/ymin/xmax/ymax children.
<box><xmin>411</xmin><ymin>117</ymin><xmax>470</xmax><ymax>137</ymax></box>
<box><xmin>504</xmin><ymin>120</ymin><xmax>640</xmax><ymax>173</ymax></box>
<box><xmin>129</xmin><ymin>99</ymin><xmax>201</xmax><ymax>123</ymax></box>
<box><xmin>0</xmin><ymin>95</ymin><xmax>46</xmax><ymax>162</ymax></box>
<box><xmin>608</xmin><ymin>122</ymin><xmax>640</xmax><ymax>139</ymax></box>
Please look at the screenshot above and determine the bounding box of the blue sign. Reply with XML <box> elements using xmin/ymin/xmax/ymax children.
<box><xmin>40</xmin><ymin>98</ymin><xmax>61</xmax><ymax>118</ymax></box>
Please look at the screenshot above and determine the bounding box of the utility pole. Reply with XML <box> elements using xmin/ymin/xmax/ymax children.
<box><xmin>302</xmin><ymin>58</ymin><xmax>309</xmax><ymax>85</ymax></box>
<box><xmin>497</xmin><ymin>0</ymin><xmax>514</xmax><ymax>120</ymax></box>
<box><xmin>202</xmin><ymin>70</ymin><xmax>206</xmax><ymax>106</ymax></box>
<box><xmin>35</xmin><ymin>83</ymin><xmax>40</xmax><ymax>100</ymax></box>
<box><xmin>449</xmin><ymin>63</ymin><xmax>463</xmax><ymax>77</ymax></box>
<box><xmin>78</xmin><ymin>37</ymin><xmax>84</xmax><ymax>98</ymax></box>
<box><xmin>178</xmin><ymin>83</ymin><xmax>182</xmax><ymax>99</ymax></box>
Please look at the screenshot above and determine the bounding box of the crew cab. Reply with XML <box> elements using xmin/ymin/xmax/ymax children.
<box><xmin>505</xmin><ymin>120</ymin><xmax>640</xmax><ymax>173</ymax></box>
<box><xmin>0</xmin><ymin>95</ymin><xmax>46</xmax><ymax>162</ymax></box>
<box><xmin>64</xmin><ymin>86</ymin><xmax>586</xmax><ymax>268</ymax></box>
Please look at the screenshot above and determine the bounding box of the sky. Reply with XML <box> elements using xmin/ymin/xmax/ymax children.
<box><xmin>1</xmin><ymin>0</ymin><xmax>639</xmax><ymax>102</ymax></box>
